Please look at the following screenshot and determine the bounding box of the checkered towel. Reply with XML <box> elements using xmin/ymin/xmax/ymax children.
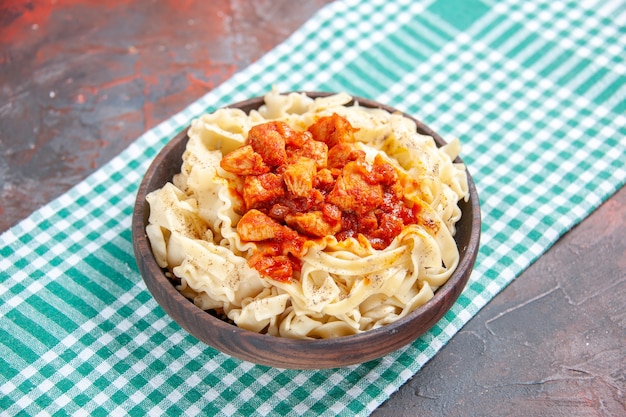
<box><xmin>1</xmin><ymin>0</ymin><xmax>624</xmax><ymax>415</ymax></box>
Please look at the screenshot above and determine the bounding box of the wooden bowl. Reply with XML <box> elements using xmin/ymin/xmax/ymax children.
<box><xmin>132</xmin><ymin>92</ymin><xmax>481</xmax><ymax>369</ymax></box>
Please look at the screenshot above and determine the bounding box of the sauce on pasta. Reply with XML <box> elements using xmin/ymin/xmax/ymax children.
<box><xmin>220</xmin><ymin>115</ymin><xmax>425</xmax><ymax>282</ymax></box>
<box><xmin>145</xmin><ymin>90</ymin><xmax>469</xmax><ymax>338</ymax></box>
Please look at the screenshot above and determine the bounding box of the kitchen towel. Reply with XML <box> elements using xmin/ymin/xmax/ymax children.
<box><xmin>1</xmin><ymin>0</ymin><xmax>624</xmax><ymax>415</ymax></box>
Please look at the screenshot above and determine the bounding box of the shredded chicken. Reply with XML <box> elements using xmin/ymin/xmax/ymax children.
<box><xmin>291</xmin><ymin>138</ymin><xmax>328</xmax><ymax>168</ymax></box>
<box><xmin>283</xmin><ymin>157</ymin><xmax>317</xmax><ymax>197</ymax></box>
<box><xmin>220</xmin><ymin>145</ymin><xmax>269</xmax><ymax>176</ymax></box>
<box><xmin>243</xmin><ymin>173</ymin><xmax>285</xmax><ymax>210</ymax></box>
<box><xmin>220</xmin><ymin>113</ymin><xmax>422</xmax><ymax>281</ymax></box>
<box><xmin>237</xmin><ymin>209</ymin><xmax>286</xmax><ymax>241</ymax></box>
<box><xmin>285</xmin><ymin>210</ymin><xmax>341</xmax><ymax>237</ymax></box>
<box><xmin>327</xmin><ymin>142</ymin><xmax>365</xmax><ymax>169</ymax></box>
<box><xmin>327</xmin><ymin>161</ymin><xmax>383</xmax><ymax>214</ymax></box>
<box><xmin>307</xmin><ymin>113</ymin><xmax>357</xmax><ymax>148</ymax></box>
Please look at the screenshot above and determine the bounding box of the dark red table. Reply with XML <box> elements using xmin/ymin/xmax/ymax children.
<box><xmin>1</xmin><ymin>1</ymin><xmax>624</xmax><ymax>415</ymax></box>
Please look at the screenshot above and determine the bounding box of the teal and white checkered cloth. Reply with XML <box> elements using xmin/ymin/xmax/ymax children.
<box><xmin>1</xmin><ymin>0</ymin><xmax>624</xmax><ymax>415</ymax></box>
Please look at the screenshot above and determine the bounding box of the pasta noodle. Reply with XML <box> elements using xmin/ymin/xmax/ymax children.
<box><xmin>146</xmin><ymin>89</ymin><xmax>469</xmax><ymax>339</ymax></box>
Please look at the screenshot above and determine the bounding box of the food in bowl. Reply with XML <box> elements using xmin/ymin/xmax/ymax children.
<box><xmin>145</xmin><ymin>90</ymin><xmax>469</xmax><ymax>339</ymax></box>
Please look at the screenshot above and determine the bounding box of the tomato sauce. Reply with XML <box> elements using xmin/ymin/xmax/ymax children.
<box><xmin>220</xmin><ymin>114</ymin><xmax>423</xmax><ymax>282</ymax></box>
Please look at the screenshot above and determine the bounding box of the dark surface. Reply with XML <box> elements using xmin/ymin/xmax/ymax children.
<box><xmin>132</xmin><ymin>93</ymin><xmax>481</xmax><ymax>369</ymax></box>
<box><xmin>372</xmin><ymin>185</ymin><xmax>626</xmax><ymax>416</ymax></box>
<box><xmin>1</xmin><ymin>0</ymin><xmax>624</xmax><ymax>415</ymax></box>
<box><xmin>0</xmin><ymin>0</ymin><xmax>334</xmax><ymax>231</ymax></box>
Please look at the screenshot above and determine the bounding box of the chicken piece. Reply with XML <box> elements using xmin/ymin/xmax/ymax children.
<box><xmin>368</xmin><ymin>212</ymin><xmax>404</xmax><ymax>250</ymax></box>
<box><xmin>243</xmin><ymin>172</ymin><xmax>285</xmax><ymax>210</ymax></box>
<box><xmin>308</xmin><ymin>113</ymin><xmax>357</xmax><ymax>148</ymax></box>
<box><xmin>327</xmin><ymin>161</ymin><xmax>383</xmax><ymax>214</ymax></box>
<box><xmin>293</xmin><ymin>138</ymin><xmax>328</xmax><ymax>168</ymax></box>
<box><xmin>327</xmin><ymin>142</ymin><xmax>365</xmax><ymax>170</ymax></box>
<box><xmin>370</xmin><ymin>154</ymin><xmax>398</xmax><ymax>185</ymax></box>
<box><xmin>248</xmin><ymin>252</ymin><xmax>294</xmax><ymax>282</ymax></box>
<box><xmin>220</xmin><ymin>145</ymin><xmax>269</xmax><ymax>176</ymax></box>
<box><xmin>358</xmin><ymin>210</ymin><xmax>378</xmax><ymax>234</ymax></box>
<box><xmin>307</xmin><ymin>188</ymin><xmax>325</xmax><ymax>207</ymax></box>
<box><xmin>321</xmin><ymin>203</ymin><xmax>342</xmax><ymax>223</ymax></box>
<box><xmin>247</xmin><ymin>121</ymin><xmax>296</xmax><ymax>167</ymax></box>
<box><xmin>257</xmin><ymin>120</ymin><xmax>308</xmax><ymax>147</ymax></box>
<box><xmin>283</xmin><ymin>157</ymin><xmax>317</xmax><ymax>197</ymax></box>
<box><xmin>237</xmin><ymin>209</ymin><xmax>286</xmax><ymax>241</ymax></box>
<box><xmin>288</xmin><ymin>130</ymin><xmax>312</xmax><ymax>148</ymax></box>
<box><xmin>284</xmin><ymin>210</ymin><xmax>342</xmax><ymax>238</ymax></box>
<box><xmin>313</xmin><ymin>168</ymin><xmax>335</xmax><ymax>192</ymax></box>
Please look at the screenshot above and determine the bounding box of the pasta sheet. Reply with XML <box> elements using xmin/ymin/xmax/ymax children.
<box><xmin>146</xmin><ymin>90</ymin><xmax>469</xmax><ymax>339</ymax></box>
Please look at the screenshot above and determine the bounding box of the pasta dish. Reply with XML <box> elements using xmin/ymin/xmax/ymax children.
<box><xmin>145</xmin><ymin>90</ymin><xmax>469</xmax><ymax>339</ymax></box>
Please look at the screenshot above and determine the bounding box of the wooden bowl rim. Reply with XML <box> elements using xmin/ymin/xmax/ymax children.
<box><xmin>132</xmin><ymin>91</ymin><xmax>481</xmax><ymax>369</ymax></box>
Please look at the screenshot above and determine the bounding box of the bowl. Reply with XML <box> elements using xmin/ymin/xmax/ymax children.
<box><xmin>132</xmin><ymin>92</ymin><xmax>481</xmax><ymax>369</ymax></box>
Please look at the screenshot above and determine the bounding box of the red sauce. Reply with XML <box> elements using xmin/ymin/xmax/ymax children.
<box><xmin>220</xmin><ymin>114</ymin><xmax>423</xmax><ymax>282</ymax></box>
